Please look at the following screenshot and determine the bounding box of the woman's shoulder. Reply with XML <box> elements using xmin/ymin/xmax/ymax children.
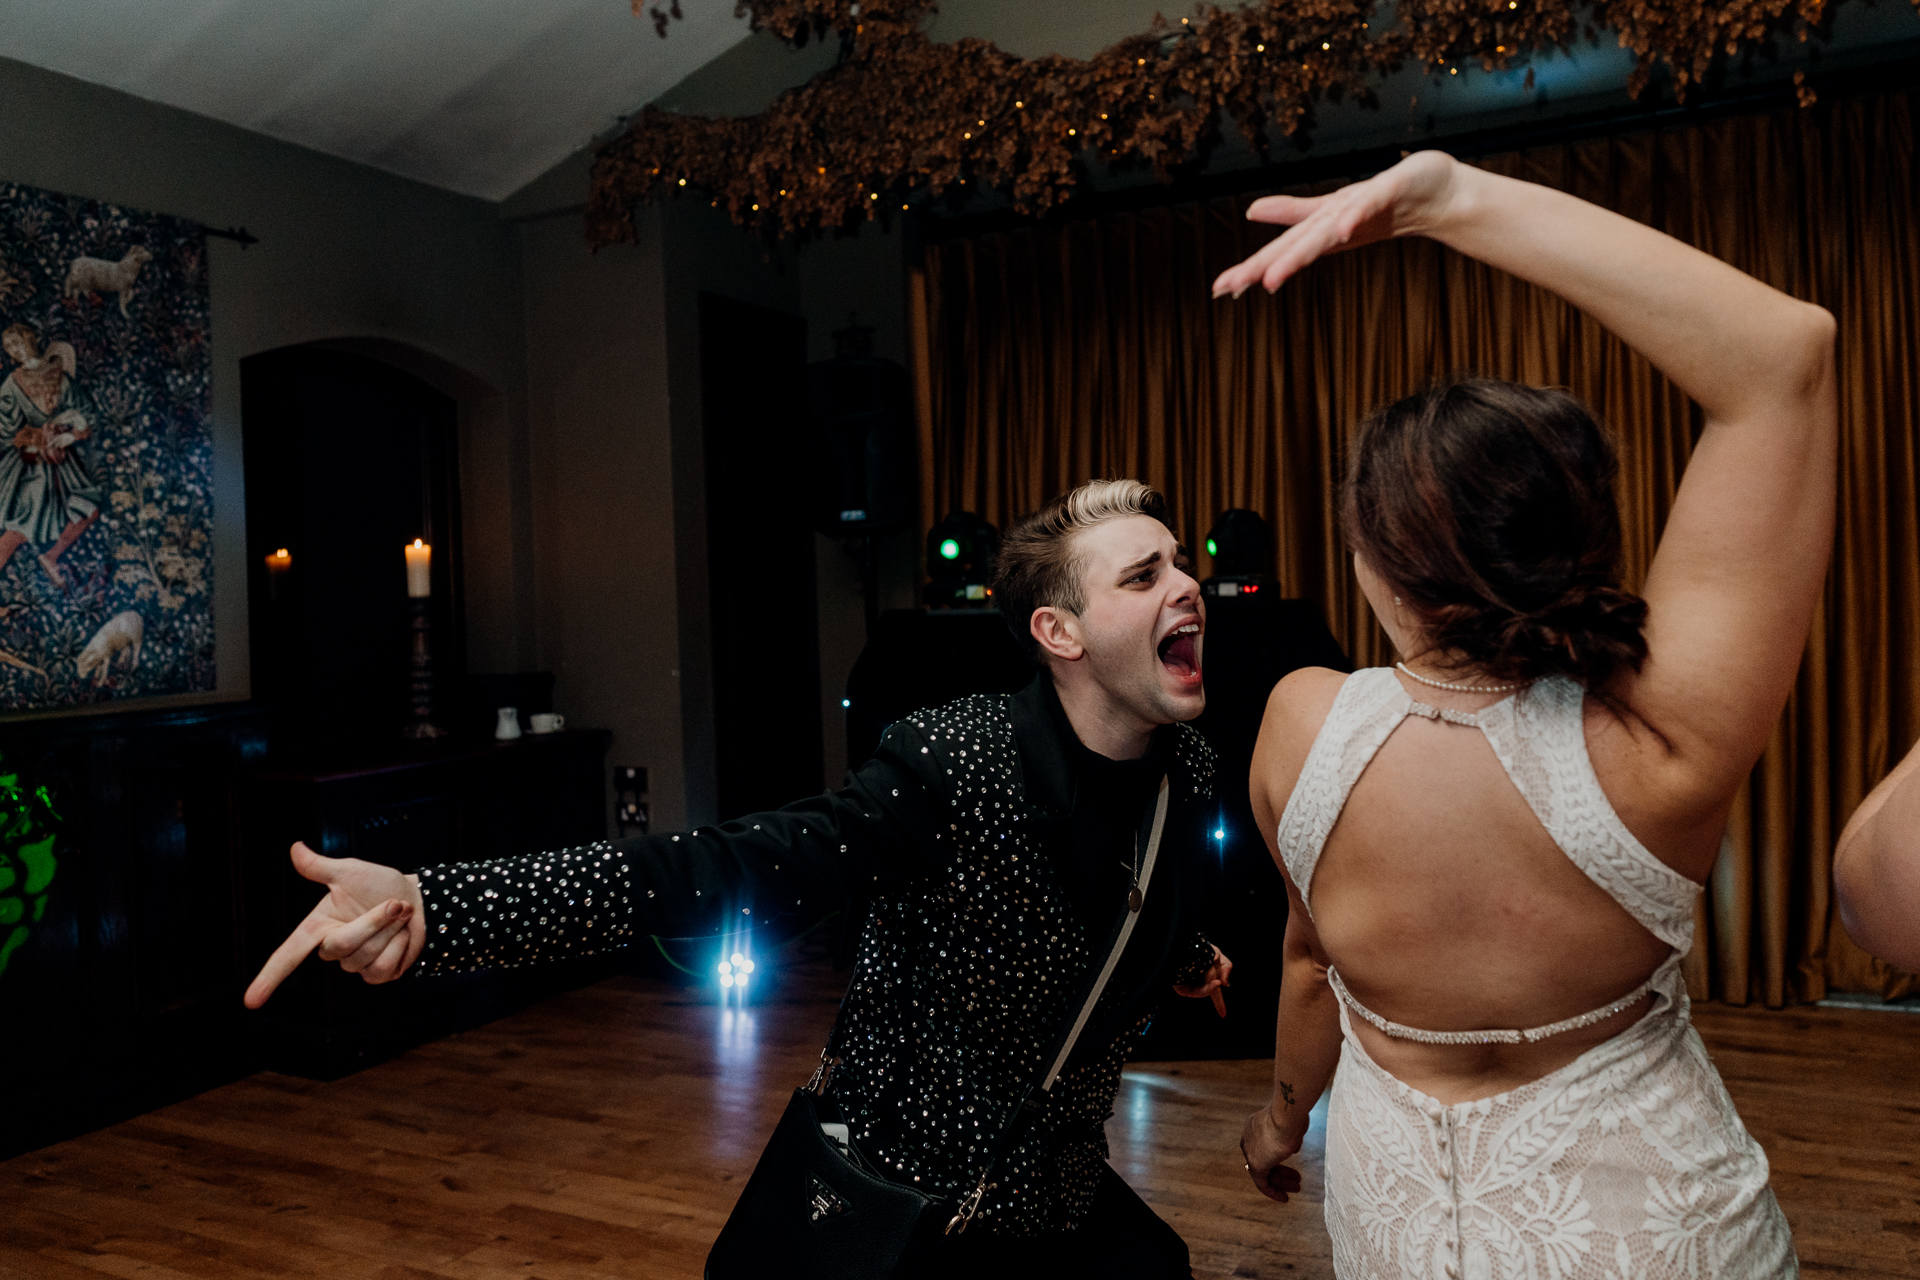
<box><xmin>1255</xmin><ymin>667</ymin><xmax>1357</xmax><ymax>774</ymax></box>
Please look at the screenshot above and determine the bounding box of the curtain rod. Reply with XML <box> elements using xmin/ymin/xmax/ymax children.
<box><xmin>199</xmin><ymin>224</ymin><xmax>258</xmax><ymax>249</ymax></box>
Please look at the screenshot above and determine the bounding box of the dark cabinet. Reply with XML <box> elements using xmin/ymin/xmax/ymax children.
<box><xmin>0</xmin><ymin>702</ymin><xmax>271</xmax><ymax>1160</ymax></box>
<box><xmin>0</xmin><ymin>709</ymin><xmax>617</xmax><ymax>1160</ymax></box>
<box><xmin>237</xmin><ymin>728</ymin><xmax>614</xmax><ymax>1079</ymax></box>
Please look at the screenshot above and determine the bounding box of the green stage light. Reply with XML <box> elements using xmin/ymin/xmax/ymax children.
<box><xmin>1206</xmin><ymin>537</ymin><xmax>1218</xmax><ymax>557</ymax></box>
<box><xmin>939</xmin><ymin>538</ymin><xmax>961</xmax><ymax>560</ymax></box>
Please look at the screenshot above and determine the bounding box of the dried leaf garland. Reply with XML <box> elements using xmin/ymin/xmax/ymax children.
<box><xmin>591</xmin><ymin>0</ymin><xmax>1836</xmax><ymax>245</ymax></box>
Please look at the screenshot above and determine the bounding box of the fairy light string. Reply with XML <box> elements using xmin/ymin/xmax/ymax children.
<box><xmin>592</xmin><ymin>0</ymin><xmax>1830</xmax><ymax>245</ymax></box>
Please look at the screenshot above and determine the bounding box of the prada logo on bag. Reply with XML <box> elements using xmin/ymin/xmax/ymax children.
<box><xmin>807</xmin><ymin>1174</ymin><xmax>851</xmax><ymax>1222</ymax></box>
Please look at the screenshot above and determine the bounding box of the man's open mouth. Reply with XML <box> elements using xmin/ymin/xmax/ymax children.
<box><xmin>1158</xmin><ymin>621</ymin><xmax>1202</xmax><ymax>683</ymax></box>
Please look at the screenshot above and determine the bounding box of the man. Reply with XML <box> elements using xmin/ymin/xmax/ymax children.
<box><xmin>246</xmin><ymin>478</ymin><xmax>1242</xmax><ymax>1278</ymax></box>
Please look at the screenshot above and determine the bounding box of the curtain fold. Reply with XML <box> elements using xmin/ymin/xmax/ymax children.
<box><xmin>920</xmin><ymin>91</ymin><xmax>1920</xmax><ymax>1004</ymax></box>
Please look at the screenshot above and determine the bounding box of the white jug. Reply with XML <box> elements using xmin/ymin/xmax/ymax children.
<box><xmin>494</xmin><ymin>706</ymin><xmax>522</xmax><ymax>740</ymax></box>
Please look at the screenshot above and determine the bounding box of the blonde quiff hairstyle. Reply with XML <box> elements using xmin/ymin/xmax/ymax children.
<box><xmin>990</xmin><ymin>479</ymin><xmax>1174</xmax><ymax>658</ymax></box>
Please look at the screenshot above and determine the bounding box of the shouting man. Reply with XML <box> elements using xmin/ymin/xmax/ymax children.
<box><xmin>246</xmin><ymin>479</ymin><xmax>1245</xmax><ymax>1279</ymax></box>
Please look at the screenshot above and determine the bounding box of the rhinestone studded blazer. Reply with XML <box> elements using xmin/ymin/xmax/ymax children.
<box><xmin>413</xmin><ymin>674</ymin><xmax>1218</xmax><ymax>1235</ymax></box>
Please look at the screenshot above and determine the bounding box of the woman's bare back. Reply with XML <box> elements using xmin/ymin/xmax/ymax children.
<box><xmin>1318</xmin><ymin>669</ymin><xmax>1685</xmax><ymax>1098</ymax></box>
<box><xmin>1262</xmin><ymin>663</ymin><xmax>1734</xmax><ymax>1103</ymax></box>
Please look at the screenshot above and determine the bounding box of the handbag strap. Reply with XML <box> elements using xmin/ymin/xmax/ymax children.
<box><xmin>808</xmin><ymin>777</ymin><xmax>1174</xmax><ymax>1234</ymax></box>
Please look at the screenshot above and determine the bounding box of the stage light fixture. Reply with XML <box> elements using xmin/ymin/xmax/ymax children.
<box><xmin>1204</xmin><ymin>509</ymin><xmax>1273</xmax><ymax>580</ymax></box>
<box><xmin>717</xmin><ymin>946</ymin><xmax>758</xmax><ymax>995</ymax></box>
<box><xmin>925</xmin><ymin>512</ymin><xmax>999</xmax><ymax>608</ymax></box>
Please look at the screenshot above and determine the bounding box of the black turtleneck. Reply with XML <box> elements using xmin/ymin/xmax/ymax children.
<box><xmin>1039</xmin><ymin>679</ymin><xmax>1191</xmax><ymax>1019</ymax></box>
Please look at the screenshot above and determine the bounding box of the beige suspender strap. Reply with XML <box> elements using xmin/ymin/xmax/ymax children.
<box><xmin>1041</xmin><ymin>777</ymin><xmax>1170</xmax><ymax>1093</ymax></box>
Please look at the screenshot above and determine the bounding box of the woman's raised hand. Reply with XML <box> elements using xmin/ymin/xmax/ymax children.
<box><xmin>1212</xmin><ymin>150</ymin><xmax>1461</xmax><ymax>300</ymax></box>
<box><xmin>242</xmin><ymin>842</ymin><xmax>426</xmax><ymax>1008</ymax></box>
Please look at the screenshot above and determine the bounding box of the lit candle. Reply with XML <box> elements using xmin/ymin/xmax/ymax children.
<box><xmin>405</xmin><ymin>539</ymin><xmax>431</xmax><ymax>598</ymax></box>
<box><xmin>265</xmin><ymin>548</ymin><xmax>291</xmax><ymax>575</ymax></box>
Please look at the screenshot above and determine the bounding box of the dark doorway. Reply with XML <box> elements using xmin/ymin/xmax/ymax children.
<box><xmin>240</xmin><ymin>348</ymin><xmax>462</xmax><ymax>747</ymax></box>
<box><xmin>700</xmin><ymin>295</ymin><xmax>822</xmax><ymax>817</ymax></box>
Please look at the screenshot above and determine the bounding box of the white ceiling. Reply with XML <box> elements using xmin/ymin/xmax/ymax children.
<box><xmin>7</xmin><ymin>0</ymin><xmax>1918</xmax><ymax>206</ymax></box>
<box><xmin>0</xmin><ymin>0</ymin><xmax>754</xmax><ymax>202</ymax></box>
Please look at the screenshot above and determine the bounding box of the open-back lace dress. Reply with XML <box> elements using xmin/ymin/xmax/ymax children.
<box><xmin>1277</xmin><ymin>668</ymin><xmax>1797</xmax><ymax>1279</ymax></box>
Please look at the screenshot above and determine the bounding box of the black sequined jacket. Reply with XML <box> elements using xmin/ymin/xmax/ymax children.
<box><xmin>412</xmin><ymin>675</ymin><xmax>1217</xmax><ymax>1236</ymax></box>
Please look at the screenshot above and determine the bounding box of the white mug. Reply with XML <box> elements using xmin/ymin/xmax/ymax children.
<box><xmin>529</xmin><ymin>712</ymin><xmax>565</xmax><ymax>734</ymax></box>
<box><xmin>494</xmin><ymin>706</ymin><xmax>522</xmax><ymax>740</ymax></box>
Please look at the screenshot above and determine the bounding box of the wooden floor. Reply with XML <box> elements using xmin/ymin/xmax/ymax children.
<box><xmin>4</xmin><ymin>951</ymin><xmax>1917</xmax><ymax>1279</ymax></box>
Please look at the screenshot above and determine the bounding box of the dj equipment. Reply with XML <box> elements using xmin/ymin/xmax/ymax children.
<box><xmin>924</xmin><ymin>512</ymin><xmax>999</xmax><ymax>608</ymax></box>
<box><xmin>809</xmin><ymin>324</ymin><xmax>913</xmax><ymax>535</ymax></box>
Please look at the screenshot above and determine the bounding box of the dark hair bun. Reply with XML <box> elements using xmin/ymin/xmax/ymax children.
<box><xmin>1431</xmin><ymin>581</ymin><xmax>1650</xmax><ymax>689</ymax></box>
<box><xmin>1343</xmin><ymin>379</ymin><xmax>1651</xmax><ymax>689</ymax></box>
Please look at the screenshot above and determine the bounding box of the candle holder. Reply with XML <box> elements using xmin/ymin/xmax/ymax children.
<box><xmin>403</xmin><ymin>597</ymin><xmax>446</xmax><ymax>739</ymax></box>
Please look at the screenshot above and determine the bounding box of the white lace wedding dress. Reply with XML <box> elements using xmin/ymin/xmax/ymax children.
<box><xmin>1277</xmin><ymin>669</ymin><xmax>1798</xmax><ymax>1279</ymax></box>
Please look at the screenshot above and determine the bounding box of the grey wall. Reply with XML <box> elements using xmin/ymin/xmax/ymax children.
<box><xmin>0</xmin><ymin>55</ymin><xmax>533</xmax><ymax>717</ymax></box>
<box><xmin>507</xmin><ymin>152</ymin><xmax>685</xmax><ymax>827</ymax></box>
<box><xmin>0</xmin><ymin>49</ymin><xmax>918</xmax><ymax>827</ymax></box>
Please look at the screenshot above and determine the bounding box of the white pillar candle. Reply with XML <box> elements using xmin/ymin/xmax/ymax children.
<box><xmin>405</xmin><ymin>539</ymin><xmax>431</xmax><ymax>597</ymax></box>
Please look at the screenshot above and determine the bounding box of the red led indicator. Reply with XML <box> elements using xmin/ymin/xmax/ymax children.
<box><xmin>1243</xmin><ymin>583</ymin><xmax>1261</xmax><ymax>593</ymax></box>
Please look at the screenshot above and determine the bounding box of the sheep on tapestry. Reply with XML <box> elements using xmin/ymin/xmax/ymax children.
<box><xmin>63</xmin><ymin>245</ymin><xmax>153</xmax><ymax>318</ymax></box>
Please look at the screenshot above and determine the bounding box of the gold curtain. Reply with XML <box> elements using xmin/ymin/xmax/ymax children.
<box><xmin>914</xmin><ymin>91</ymin><xmax>1920</xmax><ymax>1005</ymax></box>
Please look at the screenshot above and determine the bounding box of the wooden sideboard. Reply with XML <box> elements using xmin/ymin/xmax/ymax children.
<box><xmin>236</xmin><ymin>728</ymin><xmax>615</xmax><ymax>1080</ymax></box>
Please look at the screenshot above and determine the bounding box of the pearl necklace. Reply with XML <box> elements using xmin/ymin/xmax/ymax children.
<box><xmin>1395</xmin><ymin>661</ymin><xmax>1535</xmax><ymax>695</ymax></box>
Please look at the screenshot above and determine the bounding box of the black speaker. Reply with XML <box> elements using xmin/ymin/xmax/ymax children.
<box><xmin>809</xmin><ymin>342</ymin><xmax>912</xmax><ymax>535</ymax></box>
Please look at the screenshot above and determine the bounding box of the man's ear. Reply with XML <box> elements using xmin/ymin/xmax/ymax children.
<box><xmin>1030</xmin><ymin>606</ymin><xmax>1083</xmax><ymax>663</ymax></box>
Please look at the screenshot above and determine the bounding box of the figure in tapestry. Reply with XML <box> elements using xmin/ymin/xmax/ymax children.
<box><xmin>0</xmin><ymin>323</ymin><xmax>104</xmax><ymax>587</ymax></box>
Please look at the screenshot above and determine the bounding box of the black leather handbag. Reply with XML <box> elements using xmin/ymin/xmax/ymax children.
<box><xmin>704</xmin><ymin>781</ymin><xmax>1171</xmax><ymax>1280</ymax></box>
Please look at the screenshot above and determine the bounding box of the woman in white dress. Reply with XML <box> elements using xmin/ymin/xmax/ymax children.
<box><xmin>1222</xmin><ymin>152</ymin><xmax>1833</xmax><ymax>1277</ymax></box>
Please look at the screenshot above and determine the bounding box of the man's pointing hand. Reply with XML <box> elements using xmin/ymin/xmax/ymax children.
<box><xmin>243</xmin><ymin>842</ymin><xmax>426</xmax><ymax>1009</ymax></box>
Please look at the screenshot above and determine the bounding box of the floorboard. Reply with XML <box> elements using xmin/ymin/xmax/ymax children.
<box><xmin>3</xmin><ymin>954</ymin><xmax>1915</xmax><ymax>1278</ymax></box>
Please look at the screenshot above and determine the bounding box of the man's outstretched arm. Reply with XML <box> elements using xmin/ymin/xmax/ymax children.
<box><xmin>245</xmin><ymin>722</ymin><xmax>947</xmax><ymax>1007</ymax></box>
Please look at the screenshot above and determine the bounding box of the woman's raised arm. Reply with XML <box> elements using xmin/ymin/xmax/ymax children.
<box><xmin>1218</xmin><ymin>153</ymin><xmax>1837</xmax><ymax>838</ymax></box>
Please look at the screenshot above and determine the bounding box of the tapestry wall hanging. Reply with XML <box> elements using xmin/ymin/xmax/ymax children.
<box><xmin>0</xmin><ymin>182</ymin><xmax>213</xmax><ymax>712</ymax></box>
